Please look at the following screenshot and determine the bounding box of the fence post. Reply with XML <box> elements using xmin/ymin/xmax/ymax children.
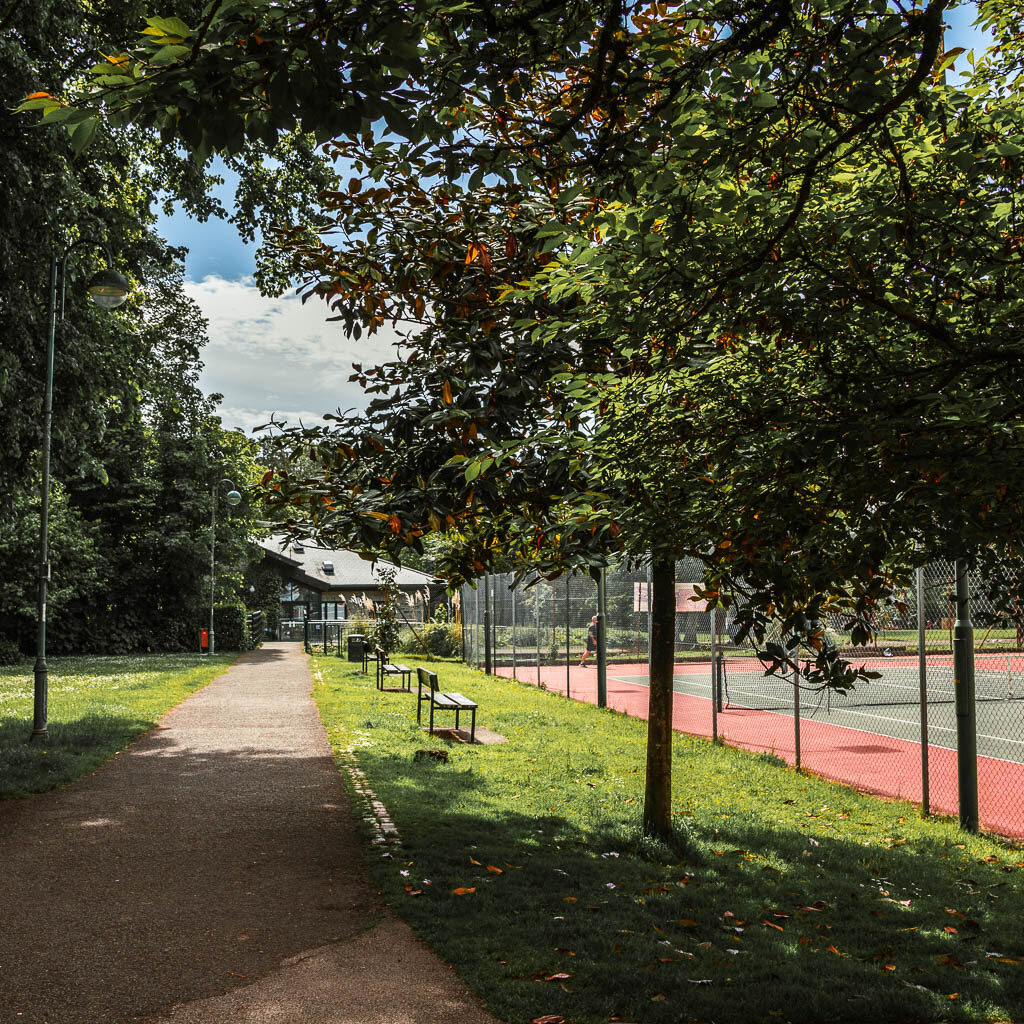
<box><xmin>646</xmin><ymin>561</ymin><xmax>653</xmax><ymax>672</ymax></box>
<box><xmin>793</xmin><ymin>657</ymin><xmax>801</xmax><ymax>771</ymax></box>
<box><xmin>491</xmin><ymin>578</ymin><xmax>497</xmax><ymax>670</ymax></box>
<box><xmin>596</xmin><ymin>567</ymin><xmax>607</xmax><ymax>708</ymax></box>
<box><xmin>483</xmin><ymin>573</ymin><xmax>492</xmax><ymax>674</ymax></box>
<box><xmin>536</xmin><ymin>585</ymin><xmax>541</xmax><ymax>687</ymax></box>
<box><xmin>565</xmin><ymin>580</ymin><xmax>571</xmax><ymax>699</ymax></box>
<box><xmin>511</xmin><ymin>581</ymin><xmax>517</xmax><ymax>680</ymax></box>
<box><xmin>460</xmin><ymin>586</ymin><xmax>466</xmax><ymax>663</ymax></box>
<box><xmin>710</xmin><ymin>606</ymin><xmax>718</xmax><ymax>744</ymax></box>
<box><xmin>917</xmin><ymin>566</ymin><xmax>930</xmax><ymax>816</ymax></box>
<box><xmin>953</xmin><ymin>559</ymin><xmax>979</xmax><ymax>832</ymax></box>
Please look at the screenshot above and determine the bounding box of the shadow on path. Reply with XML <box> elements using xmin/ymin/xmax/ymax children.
<box><xmin>0</xmin><ymin>645</ymin><xmax>379</xmax><ymax>1024</ymax></box>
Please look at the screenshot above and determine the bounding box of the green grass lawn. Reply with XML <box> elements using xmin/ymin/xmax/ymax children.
<box><xmin>0</xmin><ymin>654</ymin><xmax>236</xmax><ymax>798</ymax></box>
<box><xmin>313</xmin><ymin>655</ymin><xmax>1023</xmax><ymax>1024</ymax></box>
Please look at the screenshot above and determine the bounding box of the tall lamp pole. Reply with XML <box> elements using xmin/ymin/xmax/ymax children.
<box><xmin>31</xmin><ymin>243</ymin><xmax>130</xmax><ymax>741</ymax></box>
<box><xmin>208</xmin><ymin>477</ymin><xmax>242</xmax><ymax>656</ymax></box>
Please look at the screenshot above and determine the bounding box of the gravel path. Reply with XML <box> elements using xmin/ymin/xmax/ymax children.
<box><xmin>0</xmin><ymin>644</ymin><xmax>499</xmax><ymax>1024</ymax></box>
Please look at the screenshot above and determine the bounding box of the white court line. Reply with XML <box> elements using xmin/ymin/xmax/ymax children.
<box><xmin>670</xmin><ymin>676</ymin><xmax>1024</xmax><ymax>758</ymax></box>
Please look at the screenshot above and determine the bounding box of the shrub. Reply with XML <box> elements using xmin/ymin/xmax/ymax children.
<box><xmin>401</xmin><ymin>623</ymin><xmax>462</xmax><ymax>658</ymax></box>
<box><xmin>212</xmin><ymin>603</ymin><xmax>252</xmax><ymax>651</ymax></box>
<box><xmin>0</xmin><ymin>634</ymin><xmax>25</xmax><ymax>665</ymax></box>
<box><xmin>370</xmin><ymin>567</ymin><xmax>401</xmax><ymax>654</ymax></box>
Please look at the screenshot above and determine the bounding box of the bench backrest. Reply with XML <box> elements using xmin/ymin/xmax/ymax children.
<box><xmin>376</xmin><ymin>645</ymin><xmax>389</xmax><ymax>664</ymax></box>
<box><xmin>416</xmin><ymin>667</ymin><xmax>440</xmax><ymax>694</ymax></box>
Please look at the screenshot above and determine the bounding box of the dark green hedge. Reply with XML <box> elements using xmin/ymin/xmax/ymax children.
<box><xmin>212</xmin><ymin>603</ymin><xmax>253</xmax><ymax>652</ymax></box>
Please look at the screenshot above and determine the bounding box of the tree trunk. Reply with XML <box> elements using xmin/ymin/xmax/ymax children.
<box><xmin>643</xmin><ymin>556</ymin><xmax>676</xmax><ymax>839</ymax></box>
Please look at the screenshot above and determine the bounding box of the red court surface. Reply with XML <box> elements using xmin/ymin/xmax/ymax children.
<box><xmin>494</xmin><ymin>661</ymin><xmax>1024</xmax><ymax>839</ymax></box>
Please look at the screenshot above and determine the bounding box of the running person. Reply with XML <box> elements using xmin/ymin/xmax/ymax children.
<box><xmin>579</xmin><ymin>616</ymin><xmax>598</xmax><ymax>666</ymax></box>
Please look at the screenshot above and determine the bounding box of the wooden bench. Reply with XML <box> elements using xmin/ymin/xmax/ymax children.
<box><xmin>376</xmin><ymin>646</ymin><xmax>412</xmax><ymax>691</ymax></box>
<box><xmin>417</xmin><ymin>667</ymin><xmax>478</xmax><ymax>742</ymax></box>
<box><xmin>361</xmin><ymin>642</ymin><xmax>380</xmax><ymax>676</ymax></box>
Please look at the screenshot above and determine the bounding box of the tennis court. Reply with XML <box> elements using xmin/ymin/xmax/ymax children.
<box><xmin>655</xmin><ymin>653</ymin><xmax>1024</xmax><ymax>766</ymax></box>
<box><xmin>495</xmin><ymin>655</ymin><xmax>1024</xmax><ymax>839</ymax></box>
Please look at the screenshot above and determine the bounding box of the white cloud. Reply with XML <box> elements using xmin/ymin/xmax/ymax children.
<box><xmin>185</xmin><ymin>276</ymin><xmax>403</xmax><ymax>435</ymax></box>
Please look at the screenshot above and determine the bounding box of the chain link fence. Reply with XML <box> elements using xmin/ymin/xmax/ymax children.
<box><xmin>461</xmin><ymin>560</ymin><xmax>1024</xmax><ymax>840</ymax></box>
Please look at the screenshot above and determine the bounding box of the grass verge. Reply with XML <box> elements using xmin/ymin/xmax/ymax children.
<box><xmin>0</xmin><ymin>653</ymin><xmax>236</xmax><ymax>797</ymax></box>
<box><xmin>313</xmin><ymin>655</ymin><xmax>1023</xmax><ymax>1024</ymax></box>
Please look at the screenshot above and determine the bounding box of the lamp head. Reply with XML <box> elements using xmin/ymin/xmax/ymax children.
<box><xmin>86</xmin><ymin>268</ymin><xmax>130</xmax><ymax>309</ymax></box>
<box><xmin>224</xmin><ymin>489</ymin><xmax>242</xmax><ymax>507</ymax></box>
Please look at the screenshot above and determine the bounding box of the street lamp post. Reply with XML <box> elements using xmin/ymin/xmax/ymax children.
<box><xmin>31</xmin><ymin>243</ymin><xmax>130</xmax><ymax>740</ymax></box>
<box><xmin>208</xmin><ymin>477</ymin><xmax>242</xmax><ymax>656</ymax></box>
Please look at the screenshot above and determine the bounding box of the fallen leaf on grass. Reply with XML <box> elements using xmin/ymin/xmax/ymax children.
<box><xmin>531</xmin><ymin>1016</ymin><xmax>565</xmax><ymax>1023</ymax></box>
<box><xmin>651</xmin><ymin>993</ymin><xmax>667</xmax><ymax>1001</ymax></box>
<box><xmin>949</xmin><ymin>993</ymin><xmax>960</xmax><ymax>1000</ymax></box>
<box><xmin>563</xmin><ymin>896</ymin><xmax>578</xmax><ymax>903</ymax></box>
<box><xmin>944</xmin><ymin>926</ymin><xmax>958</xmax><ymax>934</ymax></box>
<box><xmin>544</xmin><ymin>973</ymin><xmax>570</xmax><ymax>981</ymax></box>
<box><xmin>469</xmin><ymin>857</ymin><xmax>481</xmax><ymax>865</ymax></box>
<box><xmin>764</xmin><ymin>920</ymin><xmax>785</xmax><ymax>932</ymax></box>
<box><xmin>452</xmin><ymin>887</ymin><xmax>476</xmax><ymax>895</ymax></box>
<box><xmin>677</xmin><ymin>919</ymin><xmax>698</xmax><ymax>927</ymax></box>
<box><xmin>688</xmin><ymin>979</ymin><xmax>713</xmax><ymax>985</ymax></box>
<box><xmin>883</xmin><ymin>965</ymin><xmax>896</xmax><ymax>971</ymax></box>
<box><xmin>828</xmin><ymin>944</ymin><xmax>844</xmax><ymax>956</ymax></box>
<box><xmin>487</xmin><ymin>865</ymin><xmax>503</xmax><ymax>874</ymax></box>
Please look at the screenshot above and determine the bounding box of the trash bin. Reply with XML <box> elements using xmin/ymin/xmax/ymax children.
<box><xmin>347</xmin><ymin>634</ymin><xmax>366</xmax><ymax>662</ymax></box>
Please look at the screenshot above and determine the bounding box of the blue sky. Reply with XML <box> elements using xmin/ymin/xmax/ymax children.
<box><xmin>157</xmin><ymin>3</ymin><xmax>993</xmax><ymax>436</ymax></box>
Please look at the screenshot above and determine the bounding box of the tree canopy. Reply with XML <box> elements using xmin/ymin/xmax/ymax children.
<box><xmin>0</xmin><ymin>0</ymin><xmax>272</xmax><ymax>657</ymax></box>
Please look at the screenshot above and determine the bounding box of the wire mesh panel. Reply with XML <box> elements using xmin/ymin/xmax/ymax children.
<box><xmin>458</xmin><ymin>560</ymin><xmax>1024</xmax><ymax>838</ymax></box>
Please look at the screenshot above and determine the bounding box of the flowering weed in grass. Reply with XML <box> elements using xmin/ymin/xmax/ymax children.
<box><xmin>314</xmin><ymin>655</ymin><xmax>1024</xmax><ymax>1024</ymax></box>
<box><xmin>0</xmin><ymin>654</ymin><xmax>235</xmax><ymax>797</ymax></box>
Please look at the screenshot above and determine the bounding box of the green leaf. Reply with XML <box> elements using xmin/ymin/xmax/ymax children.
<box><xmin>69</xmin><ymin>117</ymin><xmax>97</xmax><ymax>155</ymax></box>
<box><xmin>144</xmin><ymin>16</ymin><xmax>193</xmax><ymax>38</ymax></box>
<box><xmin>149</xmin><ymin>44</ymin><xmax>190</xmax><ymax>67</ymax></box>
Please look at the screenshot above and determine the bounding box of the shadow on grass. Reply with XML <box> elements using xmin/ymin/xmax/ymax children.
<box><xmin>0</xmin><ymin>713</ymin><xmax>160</xmax><ymax>798</ymax></box>
<box><xmin>352</xmin><ymin>743</ymin><xmax>1024</xmax><ymax>1024</ymax></box>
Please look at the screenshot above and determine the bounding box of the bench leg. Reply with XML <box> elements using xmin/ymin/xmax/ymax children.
<box><xmin>429</xmin><ymin>699</ymin><xmax>435</xmax><ymax>736</ymax></box>
<box><xmin>470</xmin><ymin>707</ymin><xmax>476</xmax><ymax>743</ymax></box>
<box><xmin>455</xmin><ymin>708</ymin><xmax>460</xmax><ymax>731</ymax></box>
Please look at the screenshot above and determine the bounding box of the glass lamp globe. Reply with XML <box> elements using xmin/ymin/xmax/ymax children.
<box><xmin>86</xmin><ymin>268</ymin><xmax>131</xmax><ymax>309</ymax></box>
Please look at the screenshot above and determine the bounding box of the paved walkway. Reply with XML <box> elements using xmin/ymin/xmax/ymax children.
<box><xmin>0</xmin><ymin>644</ymin><xmax>499</xmax><ymax>1024</ymax></box>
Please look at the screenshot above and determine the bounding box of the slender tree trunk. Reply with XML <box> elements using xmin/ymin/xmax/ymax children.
<box><xmin>643</xmin><ymin>556</ymin><xmax>676</xmax><ymax>839</ymax></box>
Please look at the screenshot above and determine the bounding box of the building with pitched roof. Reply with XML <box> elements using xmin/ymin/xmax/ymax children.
<box><xmin>256</xmin><ymin>535</ymin><xmax>443</xmax><ymax>636</ymax></box>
